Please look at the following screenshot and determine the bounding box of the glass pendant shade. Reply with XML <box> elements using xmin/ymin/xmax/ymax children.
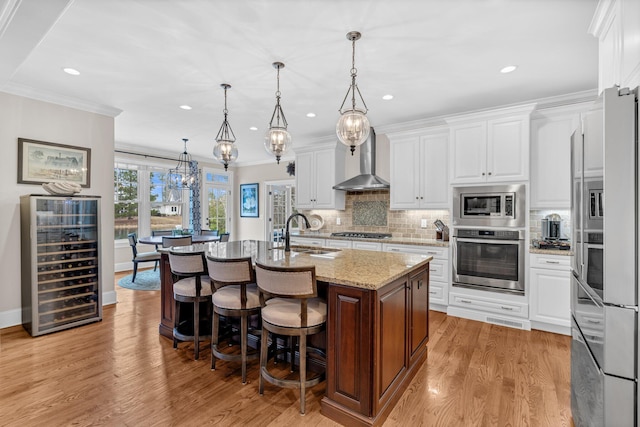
<box><xmin>336</xmin><ymin>109</ymin><xmax>370</xmax><ymax>154</ymax></box>
<box><xmin>213</xmin><ymin>83</ymin><xmax>238</xmax><ymax>171</ymax></box>
<box><xmin>265</xmin><ymin>62</ymin><xmax>291</xmax><ymax>164</ymax></box>
<box><xmin>264</xmin><ymin>127</ymin><xmax>291</xmax><ymax>164</ymax></box>
<box><xmin>336</xmin><ymin>31</ymin><xmax>371</xmax><ymax>155</ymax></box>
<box><xmin>213</xmin><ymin>139</ymin><xmax>238</xmax><ymax>171</ymax></box>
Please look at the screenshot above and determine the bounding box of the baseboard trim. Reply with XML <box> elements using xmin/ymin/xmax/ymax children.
<box><xmin>0</xmin><ymin>308</ymin><xmax>22</xmax><ymax>329</ymax></box>
<box><xmin>103</xmin><ymin>290</ymin><xmax>118</xmax><ymax>306</ymax></box>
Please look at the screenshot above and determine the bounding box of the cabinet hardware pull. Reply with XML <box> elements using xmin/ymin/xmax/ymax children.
<box><xmin>417</xmin><ymin>280</ymin><xmax>423</xmax><ymax>289</ymax></box>
<box><xmin>545</xmin><ymin>261</ymin><xmax>560</xmax><ymax>264</ymax></box>
<box><xmin>429</xmin><ymin>268</ymin><xmax>436</xmax><ymax>272</ymax></box>
<box><xmin>426</xmin><ymin>251</ymin><xmax>437</xmax><ymax>254</ymax></box>
<box><xmin>390</xmin><ymin>248</ymin><xmax>399</xmax><ymax>251</ymax></box>
<box><xmin>429</xmin><ymin>291</ymin><xmax>437</xmax><ymax>295</ymax></box>
<box><xmin>415</xmin><ymin>196</ymin><xmax>419</xmax><ymax>200</ymax></box>
<box><xmin>500</xmin><ymin>306</ymin><xmax>514</xmax><ymax>311</ymax></box>
<box><xmin>482</xmin><ymin>172</ymin><xmax>485</xmax><ymax>176</ymax></box>
<box><xmin>460</xmin><ymin>299</ymin><xmax>472</xmax><ymax>304</ymax></box>
<box><xmin>488</xmin><ymin>172</ymin><xmax>492</xmax><ymax>176</ymax></box>
<box><xmin>586</xmin><ymin>319</ymin><xmax>601</xmax><ymax>324</ymax></box>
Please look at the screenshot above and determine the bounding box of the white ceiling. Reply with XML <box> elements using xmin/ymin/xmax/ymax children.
<box><xmin>0</xmin><ymin>0</ymin><xmax>599</xmax><ymax>165</ymax></box>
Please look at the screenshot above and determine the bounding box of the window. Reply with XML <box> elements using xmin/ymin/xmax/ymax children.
<box><xmin>114</xmin><ymin>166</ymin><xmax>139</xmax><ymax>240</ymax></box>
<box><xmin>149</xmin><ymin>168</ymin><xmax>186</xmax><ymax>234</ymax></box>
<box><xmin>202</xmin><ymin>169</ymin><xmax>232</xmax><ymax>234</ymax></box>
<box><xmin>265</xmin><ymin>181</ymin><xmax>296</xmax><ymax>242</ymax></box>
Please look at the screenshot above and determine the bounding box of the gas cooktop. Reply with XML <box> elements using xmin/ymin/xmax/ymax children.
<box><xmin>331</xmin><ymin>232</ymin><xmax>392</xmax><ymax>239</ymax></box>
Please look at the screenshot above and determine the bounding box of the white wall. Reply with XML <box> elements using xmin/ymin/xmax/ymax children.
<box><xmin>234</xmin><ymin>161</ymin><xmax>291</xmax><ymax>241</ymax></box>
<box><xmin>0</xmin><ymin>92</ymin><xmax>116</xmax><ymax>328</ymax></box>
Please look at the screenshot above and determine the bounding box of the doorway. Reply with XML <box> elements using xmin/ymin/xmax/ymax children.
<box><xmin>265</xmin><ymin>180</ymin><xmax>296</xmax><ymax>242</ymax></box>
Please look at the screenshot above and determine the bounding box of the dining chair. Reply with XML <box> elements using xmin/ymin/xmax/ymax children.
<box><xmin>206</xmin><ymin>255</ymin><xmax>261</xmax><ymax>384</ymax></box>
<box><xmin>127</xmin><ymin>233</ymin><xmax>161</xmax><ymax>283</ymax></box>
<box><xmin>219</xmin><ymin>233</ymin><xmax>230</xmax><ymax>242</ymax></box>
<box><xmin>201</xmin><ymin>229</ymin><xmax>219</xmax><ymax>236</ymax></box>
<box><xmin>168</xmin><ymin>251</ymin><xmax>213</xmax><ymax>360</ymax></box>
<box><xmin>162</xmin><ymin>235</ymin><xmax>193</xmax><ymax>248</ymax></box>
<box><xmin>152</xmin><ymin>229</ymin><xmax>174</xmax><ymax>249</ymax></box>
<box><xmin>254</xmin><ymin>262</ymin><xmax>326</xmax><ymax>415</ymax></box>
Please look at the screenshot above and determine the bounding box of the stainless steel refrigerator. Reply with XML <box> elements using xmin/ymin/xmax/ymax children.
<box><xmin>570</xmin><ymin>86</ymin><xmax>639</xmax><ymax>426</ymax></box>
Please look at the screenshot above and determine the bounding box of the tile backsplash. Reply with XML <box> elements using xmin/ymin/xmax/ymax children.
<box><xmin>301</xmin><ymin>190</ymin><xmax>449</xmax><ymax>239</ymax></box>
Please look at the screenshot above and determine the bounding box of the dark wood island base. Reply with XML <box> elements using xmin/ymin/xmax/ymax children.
<box><xmin>321</xmin><ymin>267</ymin><xmax>429</xmax><ymax>426</ymax></box>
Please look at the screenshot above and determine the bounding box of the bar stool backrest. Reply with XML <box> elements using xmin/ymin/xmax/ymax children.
<box><xmin>254</xmin><ymin>262</ymin><xmax>317</xmax><ymax>300</ymax></box>
<box><xmin>206</xmin><ymin>256</ymin><xmax>254</xmax><ymax>289</ymax></box>
<box><xmin>168</xmin><ymin>251</ymin><xmax>206</xmax><ymax>277</ymax></box>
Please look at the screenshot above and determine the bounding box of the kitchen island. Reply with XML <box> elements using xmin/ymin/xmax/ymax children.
<box><xmin>160</xmin><ymin>240</ymin><xmax>432</xmax><ymax>426</ymax></box>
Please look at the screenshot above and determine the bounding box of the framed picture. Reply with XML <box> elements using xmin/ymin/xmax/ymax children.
<box><xmin>18</xmin><ymin>138</ymin><xmax>91</xmax><ymax>187</ymax></box>
<box><xmin>240</xmin><ymin>183</ymin><xmax>259</xmax><ymax>217</ymax></box>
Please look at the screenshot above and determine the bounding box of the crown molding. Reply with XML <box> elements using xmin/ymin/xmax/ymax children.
<box><xmin>1</xmin><ymin>82</ymin><xmax>122</xmax><ymax>117</ymax></box>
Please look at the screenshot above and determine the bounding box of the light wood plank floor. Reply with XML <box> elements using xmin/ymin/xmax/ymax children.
<box><xmin>0</xmin><ymin>270</ymin><xmax>573</xmax><ymax>426</ymax></box>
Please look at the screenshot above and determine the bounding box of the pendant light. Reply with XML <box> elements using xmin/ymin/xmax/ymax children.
<box><xmin>167</xmin><ymin>138</ymin><xmax>197</xmax><ymax>189</ymax></box>
<box><xmin>336</xmin><ymin>31</ymin><xmax>370</xmax><ymax>155</ymax></box>
<box><xmin>264</xmin><ymin>62</ymin><xmax>291</xmax><ymax>164</ymax></box>
<box><xmin>213</xmin><ymin>83</ymin><xmax>238</xmax><ymax>171</ymax></box>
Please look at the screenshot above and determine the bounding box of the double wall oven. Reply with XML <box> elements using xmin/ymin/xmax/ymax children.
<box><xmin>451</xmin><ymin>184</ymin><xmax>526</xmax><ymax>295</ymax></box>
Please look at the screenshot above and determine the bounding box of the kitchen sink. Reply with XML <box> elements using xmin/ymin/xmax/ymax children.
<box><xmin>290</xmin><ymin>247</ymin><xmax>341</xmax><ymax>255</ymax></box>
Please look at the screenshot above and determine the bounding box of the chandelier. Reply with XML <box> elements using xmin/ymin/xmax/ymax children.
<box><xmin>336</xmin><ymin>31</ymin><xmax>370</xmax><ymax>155</ymax></box>
<box><xmin>264</xmin><ymin>62</ymin><xmax>291</xmax><ymax>164</ymax></box>
<box><xmin>167</xmin><ymin>138</ymin><xmax>197</xmax><ymax>189</ymax></box>
<box><xmin>213</xmin><ymin>83</ymin><xmax>238</xmax><ymax>171</ymax></box>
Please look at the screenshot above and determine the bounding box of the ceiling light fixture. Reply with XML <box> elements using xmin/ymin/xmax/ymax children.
<box><xmin>382</xmin><ymin>94</ymin><xmax>394</xmax><ymax>100</ymax></box>
<box><xmin>63</xmin><ymin>67</ymin><xmax>80</xmax><ymax>75</ymax></box>
<box><xmin>179</xmin><ymin>105</ymin><xmax>192</xmax><ymax>110</ymax></box>
<box><xmin>212</xmin><ymin>83</ymin><xmax>238</xmax><ymax>171</ymax></box>
<box><xmin>167</xmin><ymin>138</ymin><xmax>198</xmax><ymax>189</ymax></box>
<box><xmin>500</xmin><ymin>65</ymin><xmax>517</xmax><ymax>74</ymax></box>
<box><xmin>306</xmin><ymin>112</ymin><xmax>316</xmax><ymax>118</ymax></box>
<box><xmin>336</xmin><ymin>31</ymin><xmax>370</xmax><ymax>155</ymax></box>
<box><xmin>264</xmin><ymin>62</ymin><xmax>291</xmax><ymax>164</ymax></box>
<box><xmin>249</xmin><ymin>126</ymin><xmax>258</xmax><ymax>131</ymax></box>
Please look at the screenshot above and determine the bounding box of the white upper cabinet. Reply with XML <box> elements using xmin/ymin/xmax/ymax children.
<box><xmin>295</xmin><ymin>142</ymin><xmax>346</xmax><ymax>210</ymax></box>
<box><xmin>447</xmin><ymin>104</ymin><xmax>536</xmax><ymax>184</ymax></box>
<box><xmin>530</xmin><ymin>107</ymin><xmax>582</xmax><ymax>209</ymax></box>
<box><xmin>388</xmin><ymin>127</ymin><xmax>449</xmax><ymax>209</ymax></box>
<box><xmin>590</xmin><ymin>0</ymin><xmax>640</xmax><ymax>93</ymax></box>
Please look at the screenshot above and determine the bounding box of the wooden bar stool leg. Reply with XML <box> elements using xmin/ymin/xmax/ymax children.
<box><xmin>211</xmin><ymin>311</ymin><xmax>219</xmax><ymax>370</ymax></box>
<box><xmin>259</xmin><ymin>327</ymin><xmax>269</xmax><ymax>395</ymax></box>
<box><xmin>241</xmin><ymin>314</ymin><xmax>248</xmax><ymax>384</ymax></box>
<box><xmin>299</xmin><ymin>333</ymin><xmax>307</xmax><ymax>415</ymax></box>
<box><xmin>173</xmin><ymin>299</ymin><xmax>180</xmax><ymax>349</ymax></box>
<box><xmin>194</xmin><ymin>300</ymin><xmax>200</xmax><ymax>360</ymax></box>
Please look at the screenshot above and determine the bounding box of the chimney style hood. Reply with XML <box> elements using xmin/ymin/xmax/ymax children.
<box><xmin>333</xmin><ymin>128</ymin><xmax>390</xmax><ymax>191</ymax></box>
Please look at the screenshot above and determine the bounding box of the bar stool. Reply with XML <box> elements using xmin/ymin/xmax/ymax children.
<box><xmin>206</xmin><ymin>256</ymin><xmax>261</xmax><ymax>384</ymax></box>
<box><xmin>168</xmin><ymin>251</ymin><xmax>212</xmax><ymax>360</ymax></box>
<box><xmin>254</xmin><ymin>262</ymin><xmax>326</xmax><ymax>415</ymax></box>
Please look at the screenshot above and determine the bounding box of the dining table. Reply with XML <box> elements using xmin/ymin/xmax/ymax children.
<box><xmin>137</xmin><ymin>234</ymin><xmax>220</xmax><ymax>246</ymax></box>
<box><xmin>161</xmin><ymin>239</ymin><xmax>432</xmax><ymax>426</ymax></box>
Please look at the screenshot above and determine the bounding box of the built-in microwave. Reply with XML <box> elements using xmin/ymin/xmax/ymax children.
<box><xmin>453</xmin><ymin>184</ymin><xmax>526</xmax><ymax>228</ymax></box>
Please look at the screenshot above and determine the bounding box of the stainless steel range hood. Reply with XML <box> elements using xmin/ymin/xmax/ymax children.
<box><xmin>333</xmin><ymin>128</ymin><xmax>390</xmax><ymax>191</ymax></box>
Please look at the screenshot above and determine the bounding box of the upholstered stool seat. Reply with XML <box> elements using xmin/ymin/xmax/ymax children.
<box><xmin>207</xmin><ymin>256</ymin><xmax>261</xmax><ymax>384</ymax></box>
<box><xmin>254</xmin><ymin>262</ymin><xmax>326</xmax><ymax>415</ymax></box>
<box><xmin>169</xmin><ymin>251</ymin><xmax>212</xmax><ymax>360</ymax></box>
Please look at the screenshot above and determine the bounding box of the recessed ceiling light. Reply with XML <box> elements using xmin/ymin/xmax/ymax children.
<box><xmin>382</xmin><ymin>94</ymin><xmax>394</xmax><ymax>100</ymax></box>
<box><xmin>179</xmin><ymin>105</ymin><xmax>192</xmax><ymax>110</ymax></box>
<box><xmin>63</xmin><ymin>67</ymin><xmax>80</xmax><ymax>76</ymax></box>
<box><xmin>500</xmin><ymin>65</ymin><xmax>517</xmax><ymax>74</ymax></box>
<box><xmin>306</xmin><ymin>113</ymin><xmax>316</xmax><ymax>118</ymax></box>
<box><xmin>249</xmin><ymin>126</ymin><xmax>258</xmax><ymax>131</ymax></box>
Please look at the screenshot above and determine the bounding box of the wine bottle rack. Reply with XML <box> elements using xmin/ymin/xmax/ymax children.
<box><xmin>20</xmin><ymin>195</ymin><xmax>102</xmax><ymax>336</ymax></box>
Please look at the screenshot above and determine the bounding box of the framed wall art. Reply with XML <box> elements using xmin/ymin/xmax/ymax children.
<box><xmin>18</xmin><ymin>138</ymin><xmax>91</xmax><ymax>187</ymax></box>
<box><xmin>240</xmin><ymin>183</ymin><xmax>259</xmax><ymax>217</ymax></box>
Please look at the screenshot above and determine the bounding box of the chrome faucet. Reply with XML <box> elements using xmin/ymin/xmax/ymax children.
<box><xmin>284</xmin><ymin>213</ymin><xmax>311</xmax><ymax>252</ymax></box>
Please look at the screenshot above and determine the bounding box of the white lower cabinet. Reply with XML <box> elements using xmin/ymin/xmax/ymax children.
<box><xmin>529</xmin><ymin>253</ymin><xmax>571</xmax><ymax>335</ymax></box>
<box><xmin>447</xmin><ymin>289</ymin><xmax>531</xmax><ymax>330</ymax></box>
<box><xmin>383</xmin><ymin>243</ymin><xmax>449</xmax><ymax>311</ymax></box>
<box><xmin>324</xmin><ymin>239</ymin><xmax>352</xmax><ymax>249</ymax></box>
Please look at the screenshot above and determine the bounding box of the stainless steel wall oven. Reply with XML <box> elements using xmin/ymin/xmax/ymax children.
<box><xmin>452</xmin><ymin>228</ymin><xmax>525</xmax><ymax>294</ymax></box>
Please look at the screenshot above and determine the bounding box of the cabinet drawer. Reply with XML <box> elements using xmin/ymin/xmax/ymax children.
<box><xmin>352</xmin><ymin>241</ymin><xmax>382</xmax><ymax>251</ymax></box>
<box><xmin>290</xmin><ymin>237</ymin><xmax>325</xmax><ymax>247</ymax></box>
<box><xmin>428</xmin><ymin>259</ymin><xmax>448</xmax><ymax>282</ymax></box>
<box><xmin>530</xmin><ymin>253</ymin><xmax>571</xmax><ymax>270</ymax></box>
<box><xmin>428</xmin><ymin>282</ymin><xmax>446</xmax><ymax>305</ymax></box>
<box><xmin>450</xmin><ymin>292</ymin><xmax>528</xmax><ymax>318</ymax></box>
<box><xmin>325</xmin><ymin>239</ymin><xmax>352</xmax><ymax>249</ymax></box>
<box><xmin>383</xmin><ymin>243</ymin><xmax>448</xmax><ymax>259</ymax></box>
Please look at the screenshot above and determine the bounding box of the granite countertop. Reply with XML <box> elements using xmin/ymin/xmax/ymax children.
<box><xmin>529</xmin><ymin>247</ymin><xmax>574</xmax><ymax>256</ymax></box>
<box><xmin>292</xmin><ymin>232</ymin><xmax>449</xmax><ymax>247</ymax></box>
<box><xmin>172</xmin><ymin>240</ymin><xmax>432</xmax><ymax>290</ymax></box>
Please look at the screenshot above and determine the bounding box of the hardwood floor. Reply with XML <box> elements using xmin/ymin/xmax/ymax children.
<box><xmin>0</xmin><ymin>270</ymin><xmax>573</xmax><ymax>426</ymax></box>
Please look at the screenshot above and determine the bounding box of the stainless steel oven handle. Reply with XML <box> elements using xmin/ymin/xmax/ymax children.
<box><xmin>454</xmin><ymin>237</ymin><xmax>522</xmax><ymax>245</ymax></box>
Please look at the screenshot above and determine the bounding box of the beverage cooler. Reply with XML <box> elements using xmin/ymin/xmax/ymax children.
<box><xmin>20</xmin><ymin>195</ymin><xmax>102</xmax><ymax>336</ymax></box>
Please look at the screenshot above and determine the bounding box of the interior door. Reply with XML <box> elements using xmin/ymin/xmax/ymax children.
<box><xmin>201</xmin><ymin>169</ymin><xmax>232</xmax><ymax>234</ymax></box>
<box><xmin>265</xmin><ymin>181</ymin><xmax>295</xmax><ymax>242</ymax></box>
